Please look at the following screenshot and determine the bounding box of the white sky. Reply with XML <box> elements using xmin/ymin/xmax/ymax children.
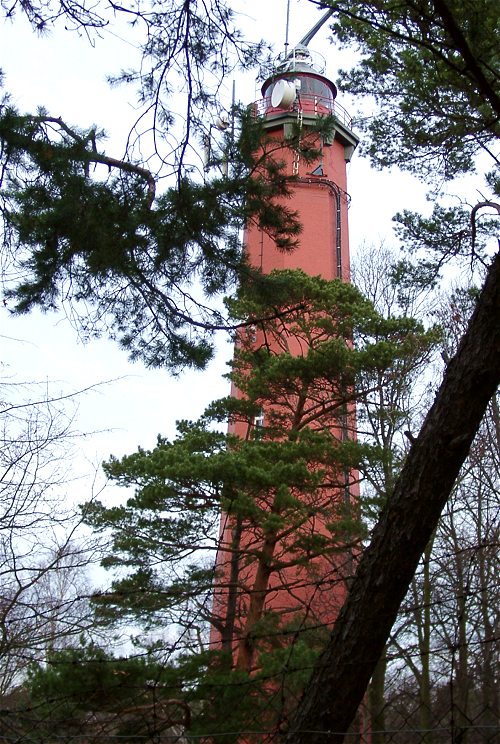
<box><xmin>0</xmin><ymin>0</ymin><xmax>431</xmax><ymax>502</ymax></box>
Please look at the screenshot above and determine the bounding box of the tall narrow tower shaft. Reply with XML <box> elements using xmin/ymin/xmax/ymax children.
<box><xmin>211</xmin><ymin>34</ymin><xmax>360</xmax><ymax>677</ymax></box>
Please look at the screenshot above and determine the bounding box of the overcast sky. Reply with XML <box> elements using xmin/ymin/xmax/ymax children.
<box><xmin>0</xmin><ymin>0</ymin><xmax>430</xmax><ymax>502</ymax></box>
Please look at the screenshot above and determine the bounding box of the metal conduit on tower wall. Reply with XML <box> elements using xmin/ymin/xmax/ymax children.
<box><xmin>336</xmin><ymin>189</ymin><xmax>342</xmax><ymax>278</ymax></box>
<box><xmin>294</xmin><ymin>177</ymin><xmax>345</xmax><ymax>279</ymax></box>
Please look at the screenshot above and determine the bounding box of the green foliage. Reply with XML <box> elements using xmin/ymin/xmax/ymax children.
<box><xmin>26</xmin><ymin>641</ymin><xmax>190</xmax><ymax>743</ymax></box>
<box><xmin>329</xmin><ymin>0</ymin><xmax>499</xmax><ymax>182</ymax></box>
<box><xmin>2</xmin><ymin>0</ymin><xmax>269</xmax><ymax>162</ymax></box>
<box><xmin>0</xmin><ymin>105</ymin><xmax>306</xmax><ymax>370</ymax></box>
<box><xmin>181</xmin><ymin>619</ymin><xmax>330</xmax><ymax>743</ymax></box>
<box><xmin>21</xmin><ymin>621</ymin><xmax>329</xmax><ymax>743</ymax></box>
<box><xmin>394</xmin><ymin>204</ymin><xmax>498</xmax><ymax>272</ymax></box>
<box><xmin>327</xmin><ymin>0</ymin><xmax>500</xmax><ymax>279</ymax></box>
<box><xmin>83</xmin><ymin>270</ymin><xmax>435</xmax><ymax>689</ymax></box>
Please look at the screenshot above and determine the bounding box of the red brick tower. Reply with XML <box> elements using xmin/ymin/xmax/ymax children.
<box><xmin>211</xmin><ymin>16</ymin><xmax>359</xmax><ymax>672</ymax></box>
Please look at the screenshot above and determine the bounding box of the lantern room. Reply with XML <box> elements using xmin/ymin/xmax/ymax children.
<box><xmin>251</xmin><ymin>42</ymin><xmax>359</xmax><ymax>162</ymax></box>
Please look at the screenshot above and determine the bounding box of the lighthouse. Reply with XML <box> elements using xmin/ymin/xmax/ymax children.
<box><xmin>211</xmin><ymin>10</ymin><xmax>360</xmax><ymax>677</ymax></box>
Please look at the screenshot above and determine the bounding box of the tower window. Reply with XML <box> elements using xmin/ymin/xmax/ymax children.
<box><xmin>254</xmin><ymin>411</ymin><xmax>265</xmax><ymax>428</ymax></box>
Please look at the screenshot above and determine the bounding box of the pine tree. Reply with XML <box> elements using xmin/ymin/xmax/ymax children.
<box><xmin>84</xmin><ymin>269</ymin><xmax>436</xmax><ymax>740</ymax></box>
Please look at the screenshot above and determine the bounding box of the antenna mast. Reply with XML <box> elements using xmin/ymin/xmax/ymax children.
<box><xmin>284</xmin><ymin>0</ymin><xmax>291</xmax><ymax>55</ymax></box>
<box><xmin>298</xmin><ymin>7</ymin><xmax>334</xmax><ymax>47</ymax></box>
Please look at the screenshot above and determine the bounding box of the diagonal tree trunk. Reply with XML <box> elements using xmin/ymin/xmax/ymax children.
<box><xmin>284</xmin><ymin>252</ymin><xmax>500</xmax><ymax>744</ymax></box>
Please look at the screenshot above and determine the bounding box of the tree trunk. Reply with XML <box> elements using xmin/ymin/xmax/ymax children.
<box><xmin>220</xmin><ymin>517</ymin><xmax>243</xmax><ymax>655</ymax></box>
<box><xmin>235</xmin><ymin>530</ymin><xmax>278</xmax><ymax>672</ymax></box>
<box><xmin>284</xmin><ymin>252</ymin><xmax>500</xmax><ymax>744</ymax></box>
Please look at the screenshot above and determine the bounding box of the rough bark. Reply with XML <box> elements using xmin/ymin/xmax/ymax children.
<box><xmin>235</xmin><ymin>531</ymin><xmax>277</xmax><ymax>671</ymax></box>
<box><xmin>284</xmin><ymin>252</ymin><xmax>500</xmax><ymax>744</ymax></box>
